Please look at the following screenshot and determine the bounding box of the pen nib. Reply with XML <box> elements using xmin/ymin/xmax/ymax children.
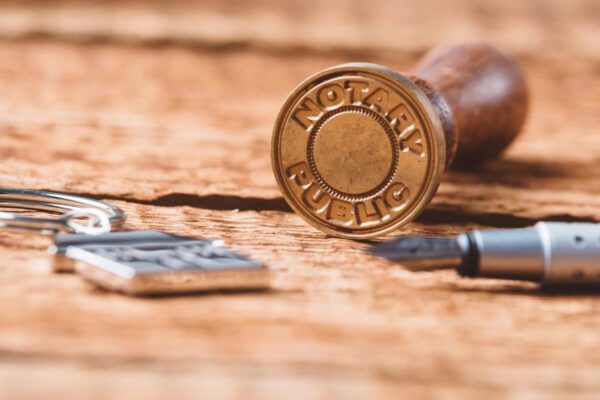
<box><xmin>369</xmin><ymin>236</ymin><xmax>463</xmax><ymax>271</ymax></box>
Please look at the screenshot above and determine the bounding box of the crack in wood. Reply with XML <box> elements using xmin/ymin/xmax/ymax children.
<box><xmin>74</xmin><ymin>192</ymin><xmax>599</xmax><ymax>228</ymax></box>
<box><xmin>89</xmin><ymin>192</ymin><xmax>293</xmax><ymax>213</ymax></box>
<box><xmin>0</xmin><ymin>34</ymin><xmax>393</xmax><ymax>60</ymax></box>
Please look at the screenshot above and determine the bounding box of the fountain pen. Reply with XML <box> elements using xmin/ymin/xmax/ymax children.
<box><xmin>370</xmin><ymin>222</ymin><xmax>600</xmax><ymax>287</ymax></box>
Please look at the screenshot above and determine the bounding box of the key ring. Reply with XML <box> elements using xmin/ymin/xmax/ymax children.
<box><xmin>0</xmin><ymin>188</ymin><xmax>126</xmax><ymax>235</ymax></box>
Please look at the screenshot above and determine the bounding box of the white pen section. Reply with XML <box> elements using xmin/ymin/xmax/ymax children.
<box><xmin>536</xmin><ymin>222</ymin><xmax>600</xmax><ymax>286</ymax></box>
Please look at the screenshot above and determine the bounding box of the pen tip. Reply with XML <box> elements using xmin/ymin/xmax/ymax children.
<box><xmin>369</xmin><ymin>235</ymin><xmax>463</xmax><ymax>271</ymax></box>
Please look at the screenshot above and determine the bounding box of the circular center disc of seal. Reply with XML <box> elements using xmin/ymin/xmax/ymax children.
<box><xmin>309</xmin><ymin>107</ymin><xmax>396</xmax><ymax>198</ymax></box>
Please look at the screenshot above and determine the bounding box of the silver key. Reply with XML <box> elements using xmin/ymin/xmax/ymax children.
<box><xmin>50</xmin><ymin>231</ymin><xmax>270</xmax><ymax>295</ymax></box>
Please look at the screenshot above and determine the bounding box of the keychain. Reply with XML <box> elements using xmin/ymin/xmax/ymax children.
<box><xmin>0</xmin><ymin>188</ymin><xmax>270</xmax><ymax>295</ymax></box>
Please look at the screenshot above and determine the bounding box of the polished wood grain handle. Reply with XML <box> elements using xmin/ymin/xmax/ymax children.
<box><xmin>409</xmin><ymin>43</ymin><xmax>529</xmax><ymax>167</ymax></box>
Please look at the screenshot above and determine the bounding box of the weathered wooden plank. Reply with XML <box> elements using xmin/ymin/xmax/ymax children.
<box><xmin>0</xmin><ymin>39</ymin><xmax>598</xmax><ymax>398</ymax></box>
<box><xmin>0</xmin><ymin>2</ymin><xmax>598</xmax><ymax>398</ymax></box>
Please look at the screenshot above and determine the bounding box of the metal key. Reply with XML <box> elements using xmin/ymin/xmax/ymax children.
<box><xmin>50</xmin><ymin>231</ymin><xmax>269</xmax><ymax>295</ymax></box>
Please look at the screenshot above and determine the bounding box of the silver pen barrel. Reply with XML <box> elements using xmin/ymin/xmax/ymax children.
<box><xmin>469</xmin><ymin>222</ymin><xmax>600</xmax><ymax>286</ymax></box>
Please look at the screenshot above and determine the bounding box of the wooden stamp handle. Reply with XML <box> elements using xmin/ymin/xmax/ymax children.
<box><xmin>409</xmin><ymin>43</ymin><xmax>529</xmax><ymax>167</ymax></box>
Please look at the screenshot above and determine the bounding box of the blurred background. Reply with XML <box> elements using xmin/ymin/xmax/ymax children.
<box><xmin>0</xmin><ymin>0</ymin><xmax>598</xmax><ymax>56</ymax></box>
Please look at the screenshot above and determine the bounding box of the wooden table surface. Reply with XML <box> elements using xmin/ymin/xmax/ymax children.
<box><xmin>0</xmin><ymin>1</ymin><xmax>599</xmax><ymax>399</ymax></box>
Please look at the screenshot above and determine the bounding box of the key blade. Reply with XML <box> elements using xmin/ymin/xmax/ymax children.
<box><xmin>369</xmin><ymin>236</ymin><xmax>463</xmax><ymax>271</ymax></box>
<box><xmin>68</xmin><ymin>237</ymin><xmax>269</xmax><ymax>296</ymax></box>
<box><xmin>49</xmin><ymin>231</ymin><xmax>200</xmax><ymax>273</ymax></box>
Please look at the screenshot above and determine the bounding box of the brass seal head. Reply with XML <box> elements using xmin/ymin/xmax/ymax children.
<box><xmin>272</xmin><ymin>63</ymin><xmax>445</xmax><ymax>239</ymax></box>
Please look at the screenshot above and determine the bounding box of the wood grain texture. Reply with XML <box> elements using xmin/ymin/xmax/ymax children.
<box><xmin>0</xmin><ymin>1</ymin><xmax>599</xmax><ymax>399</ymax></box>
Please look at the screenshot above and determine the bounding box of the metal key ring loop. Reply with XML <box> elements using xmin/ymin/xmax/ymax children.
<box><xmin>0</xmin><ymin>189</ymin><xmax>126</xmax><ymax>235</ymax></box>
